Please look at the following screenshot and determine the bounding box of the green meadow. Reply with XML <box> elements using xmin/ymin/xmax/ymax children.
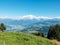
<box><xmin>0</xmin><ymin>32</ymin><xmax>56</xmax><ymax>45</ymax></box>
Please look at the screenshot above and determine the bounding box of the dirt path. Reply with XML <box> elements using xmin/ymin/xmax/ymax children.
<box><xmin>51</xmin><ymin>40</ymin><xmax>60</xmax><ymax>45</ymax></box>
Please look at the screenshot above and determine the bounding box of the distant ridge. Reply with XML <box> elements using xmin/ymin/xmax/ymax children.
<box><xmin>0</xmin><ymin>15</ymin><xmax>60</xmax><ymax>20</ymax></box>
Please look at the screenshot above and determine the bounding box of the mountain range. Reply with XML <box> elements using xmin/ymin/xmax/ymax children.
<box><xmin>0</xmin><ymin>15</ymin><xmax>60</xmax><ymax>36</ymax></box>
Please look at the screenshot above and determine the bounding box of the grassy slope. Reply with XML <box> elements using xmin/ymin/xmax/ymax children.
<box><xmin>51</xmin><ymin>40</ymin><xmax>60</xmax><ymax>45</ymax></box>
<box><xmin>0</xmin><ymin>32</ymin><xmax>56</xmax><ymax>45</ymax></box>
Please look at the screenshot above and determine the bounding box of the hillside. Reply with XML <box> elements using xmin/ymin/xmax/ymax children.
<box><xmin>52</xmin><ymin>40</ymin><xmax>60</xmax><ymax>45</ymax></box>
<box><xmin>0</xmin><ymin>32</ymin><xmax>56</xmax><ymax>45</ymax></box>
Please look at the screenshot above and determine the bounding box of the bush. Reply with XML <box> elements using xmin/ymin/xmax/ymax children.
<box><xmin>32</xmin><ymin>32</ymin><xmax>44</xmax><ymax>37</ymax></box>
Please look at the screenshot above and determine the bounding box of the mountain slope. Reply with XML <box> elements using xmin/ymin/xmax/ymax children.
<box><xmin>0</xmin><ymin>18</ymin><xmax>60</xmax><ymax>33</ymax></box>
<box><xmin>0</xmin><ymin>32</ymin><xmax>56</xmax><ymax>45</ymax></box>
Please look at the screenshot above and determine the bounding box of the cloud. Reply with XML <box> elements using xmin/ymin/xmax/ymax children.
<box><xmin>0</xmin><ymin>15</ymin><xmax>60</xmax><ymax>20</ymax></box>
<box><xmin>54</xmin><ymin>17</ymin><xmax>60</xmax><ymax>19</ymax></box>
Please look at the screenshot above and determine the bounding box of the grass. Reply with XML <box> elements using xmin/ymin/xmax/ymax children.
<box><xmin>0</xmin><ymin>32</ymin><xmax>56</xmax><ymax>45</ymax></box>
<box><xmin>51</xmin><ymin>40</ymin><xmax>60</xmax><ymax>45</ymax></box>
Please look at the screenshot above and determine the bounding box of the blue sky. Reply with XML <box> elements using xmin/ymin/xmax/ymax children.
<box><xmin>0</xmin><ymin>0</ymin><xmax>60</xmax><ymax>17</ymax></box>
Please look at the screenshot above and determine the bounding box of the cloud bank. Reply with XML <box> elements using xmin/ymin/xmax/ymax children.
<box><xmin>0</xmin><ymin>15</ymin><xmax>60</xmax><ymax>20</ymax></box>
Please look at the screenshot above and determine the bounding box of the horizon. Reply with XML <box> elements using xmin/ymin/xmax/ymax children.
<box><xmin>0</xmin><ymin>15</ymin><xmax>60</xmax><ymax>20</ymax></box>
<box><xmin>0</xmin><ymin>0</ymin><xmax>60</xmax><ymax>17</ymax></box>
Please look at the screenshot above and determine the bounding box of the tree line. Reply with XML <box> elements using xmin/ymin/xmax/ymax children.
<box><xmin>32</xmin><ymin>24</ymin><xmax>60</xmax><ymax>41</ymax></box>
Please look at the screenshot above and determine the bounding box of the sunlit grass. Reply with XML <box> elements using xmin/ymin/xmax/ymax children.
<box><xmin>0</xmin><ymin>32</ymin><xmax>56</xmax><ymax>45</ymax></box>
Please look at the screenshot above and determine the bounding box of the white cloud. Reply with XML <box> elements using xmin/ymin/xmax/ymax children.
<box><xmin>54</xmin><ymin>17</ymin><xmax>60</xmax><ymax>19</ymax></box>
<box><xmin>0</xmin><ymin>15</ymin><xmax>60</xmax><ymax>20</ymax></box>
